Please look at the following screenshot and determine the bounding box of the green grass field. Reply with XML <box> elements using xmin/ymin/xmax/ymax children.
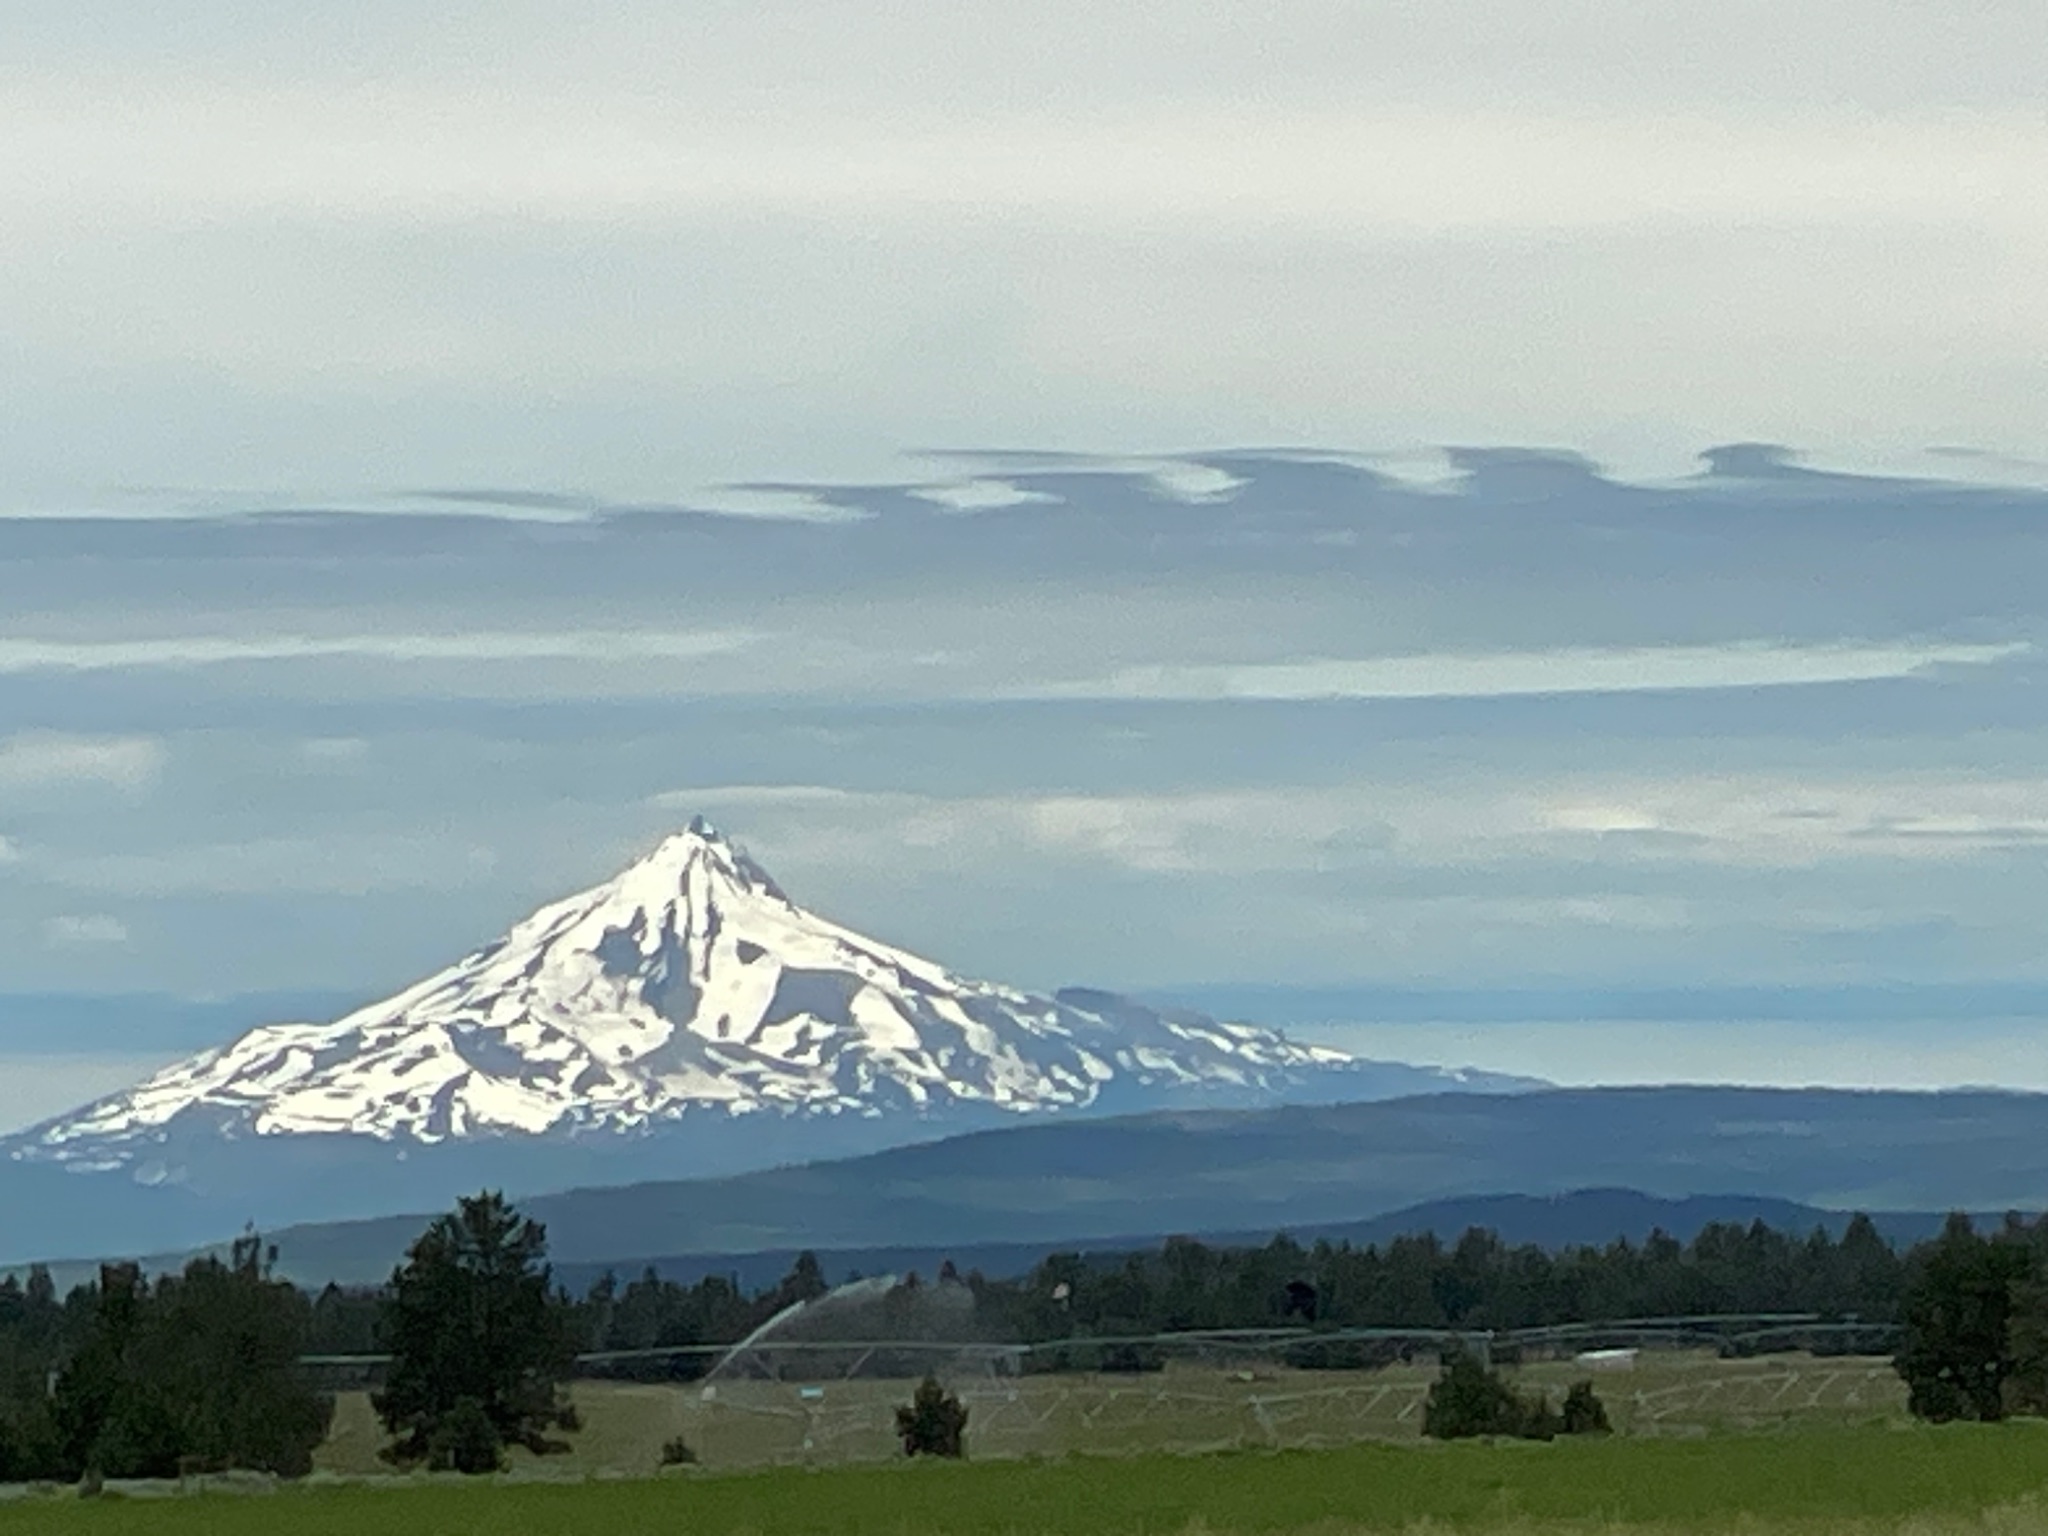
<box><xmin>1</xmin><ymin>1352</ymin><xmax>2006</xmax><ymax>1536</ymax></box>
<box><xmin>9</xmin><ymin>1423</ymin><xmax>2048</xmax><ymax>1536</ymax></box>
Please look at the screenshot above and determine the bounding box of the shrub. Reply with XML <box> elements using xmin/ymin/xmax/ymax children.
<box><xmin>895</xmin><ymin>1376</ymin><xmax>968</xmax><ymax>1458</ymax></box>
<box><xmin>1422</xmin><ymin>1348</ymin><xmax>1558</xmax><ymax>1441</ymax></box>
<box><xmin>659</xmin><ymin>1435</ymin><xmax>697</xmax><ymax>1467</ymax></box>
<box><xmin>1561</xmin><ymin>1379</ymin><xmax>1612</xmax><ymax>1435</ymax></box>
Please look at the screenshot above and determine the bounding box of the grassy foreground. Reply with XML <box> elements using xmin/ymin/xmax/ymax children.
<box><xmin>9</xmin><ymin>1425</ymin><xmax>2048</xmax><ymax>1536</ymax></box>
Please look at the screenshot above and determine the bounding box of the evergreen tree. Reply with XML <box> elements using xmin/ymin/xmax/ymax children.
<box><xmin>49</xmin><ymin>1263</ymin><xmax>176</xmax><ymax>1479</ymax></box>
<box><xmin>130</xmin><ymin>1236</ymin><xmax>333</xmax><ymax>1476</ymax></box>
<box><xmin>373</xmin><ymin>1192</ymin><xmax>579</xmax><ymax>1470</ymax></box>
<box><xmin>1837</xmin><ymin>1213</ymin><xmax>1906</xmax><ymax>1319</ymax></box>
<box><xmin>45</xmin><ymin>1239</ymin><xmax>328</xmax><ymax>1480</ymax></box>
<box><xmin>307</xmin><ymin>1282</ymin><xmax>382</xmax><ymax>1355</ymax></box>
<box><xmin>1894</xmin><ymin>1213</ymin><xmax>2034</xmax><ymax>1422</ymax></box>
<box><xmin>785</xmin><ymin>1251</ymin><xmax>829</xmax><ymax>1304</ymax></box>
<box><xmin>1999</xmin><ymin>1243</ymin><xmax>2048</xmax><ymax>1417</ymax></box>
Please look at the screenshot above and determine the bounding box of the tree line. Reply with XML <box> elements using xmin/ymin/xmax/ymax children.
<box><xmin>1</xmin><ymin>1195</ymin><xmax>2043</xmax><ymax>1480</ymax></box>
<box><xmin>969</xmin><ymin>1214</ymin><xmax>1909</xmax><ymax>1346</ymax></box>
<box><xmin>293</xmin><ymin>1210</ymin><xmax>1913</xmax><ymax>1367</ymax></box>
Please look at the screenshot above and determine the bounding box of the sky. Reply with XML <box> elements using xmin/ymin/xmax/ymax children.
<box><xmin>3</xmin><ymin>2</ymin><xmax>2047</xmax><ymax>1123</ymax></box>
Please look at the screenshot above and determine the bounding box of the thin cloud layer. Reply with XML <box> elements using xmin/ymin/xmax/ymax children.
<box><xmin>0</xmin><ymin>630</ymin><xmax>753</xmax><ymax>674</ymax></box>
<box><xmin>16</xmin><ymin>90</ymin><xmax>2042</xmax><ymax>237</ymax></box>
<box><xmin>42</xmin><ymin>915</ymin><xmax>129</xmax><ymax>947</ymax></box>
<box><xmin>0</xmin><ymin>733</ymin><xmax>164</xmax><ymax>792</ymax></box>
<box><xmin>1004</xmin><ymin>642</ymin><xmax>2027</xmax><ymax>705</ymax></box>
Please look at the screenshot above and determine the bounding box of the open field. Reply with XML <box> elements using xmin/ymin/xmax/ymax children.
<box><xmin>12</xmin><ymin>1424</ymin><xmax>2048</xmax><ymax>1536</ymax></box>
<box><xmin>308</xmin><ymin>1350</ymin><xmax>1913</xmax><ymax>1478</ymax></box>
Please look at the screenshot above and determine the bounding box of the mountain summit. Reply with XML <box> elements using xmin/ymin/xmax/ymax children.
<box><xmin>21</xmin><ymin>822</ymin><xmax>1524</xmax><ymax>1180</ymax></box>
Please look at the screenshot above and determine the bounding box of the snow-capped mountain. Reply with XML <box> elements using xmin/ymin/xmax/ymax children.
<box><xmin>0</xmin><ymin>821</ymin><xmax>1542</xmax><ymax>1260</ymax></box>
<box><xmin>21</xmin><ymin>821</ymin><xmax>1522</xmax><ymax>1178</ymax></box>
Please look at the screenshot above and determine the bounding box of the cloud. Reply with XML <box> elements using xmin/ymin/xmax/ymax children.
<box><xmin>0</xmin><ymin>835</ymin><xmax>18</xmax><ymax>864</ymax></box>
<box><xmin>657</xmin><ymin>786</ymin><xmax>871</xmax><ymax>812</ymax></box>
<box><xmin>10</xmin><ymin>84</ymin><xmax>2046</xmax><ymax>240</ymax></box>
<box><xmin>1524</xmin><ymin>777</ymin><xmax>2048</xmax><ymax>866</ymax></box>
<box><xmin>12</xmin><ymin>1</ymin><xmax>2045</xmax><ymax>123</ymax></box>
<box><xmin>5</xmin><ymin>4</ymin><xmax>2047</xmax><ymax>515</ymax></box>
<box><xmin>908</xmin><ymin>480</ymin><xmax>1062</xmax><ymax>513</ymax></box>
<box><xmin>0</xmin><ymin>732</ymin><xmax>164</xmax><ymax>792</ymax></box>
<box><xmin>0</xmin><ymin>486</ymin><xmax>877</xmax><ymax>525</ymax></box>
<box><xmin>0</xmin><ymin>620</ymin><xmax>2019</xmax><ymax>713</ymax></box>
<box><xmin>629</xmin><ymin>778</ymin><xmax>2048</xmax><ymax>992</ymax></box>
<box><xmin>44</xmin><ymin>835</ymin><xmax>503</xmax><ymax>898</ymax></box>
<box><xmin>42</xmin><ymin>914</ymin><xmax>129</xmax><ymax>947</ymax></box>
<box><xmin>297</xmin><ymin>736</ymin><xmax>371</xmax><ymax>768</ymax></box>
<box><xmin>926</xmin><ymin>455</ymin><xmax>1243</xmax><ymax>505</ymax></box>
<box><xmin>7</xmin><ymin>449</ymin><xmax>2048</xmax><ymax>1009</ymax></box>
<box><xmin>0</xmin><ymin>629</ymin><xmax>753</xmax><ymax>674</ymax></box>
<box><xmin>995</xmin><ymin>640</ymin><xmax>2027</xmax><ymax>705</ymax></box>
<box><xmin>658</xmin><ymin>771</ymin><xmax>2048</xmax><ymax>880</ymax></box>
<box><xmin>676</xmin><ymin>487</ymin><xmax>871</xmax><ymax>524</ymax></box>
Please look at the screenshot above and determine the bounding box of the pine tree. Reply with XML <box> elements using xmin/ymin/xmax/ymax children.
<box><xmin>49</xmin><ymin>1263</ymin><xmax>189</xmax><ymax>1480</ymax></box>
<box><xmin>1894</xmin><ymin>1213</ymin><xmax>2034</xmax><ymax>1422</ymax></box>
<box><xmin>373</xmin><ymin>1192</ymin><xmax>579</xmax><ymax>1470</ymax></box>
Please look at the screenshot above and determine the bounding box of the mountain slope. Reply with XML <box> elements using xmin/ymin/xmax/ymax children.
<box><xmin>2</xmin><ymin>821</ymin><xmax>1536</xmax><ymax>1258</ymax></box>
